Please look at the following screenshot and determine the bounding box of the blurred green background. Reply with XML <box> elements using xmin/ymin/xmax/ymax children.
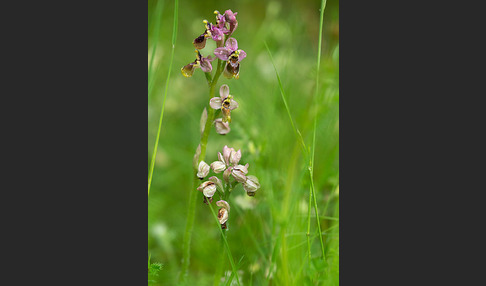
<box><xmin>148</xmin><ymin>0</ymin><xmax>339</xmax><ymax>284</ymax></box>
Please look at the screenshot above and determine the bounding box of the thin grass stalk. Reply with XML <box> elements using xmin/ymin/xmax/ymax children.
<box><xmin>264</xmin><ymin>44</ymin><xmax>310</xmax><ymax>282</ymax></box>
<box><xmin>264</xmin><ymin>42</ymin><xmax>308</xmax><ymax>158</ymax></box>
<box><xmin>306</xmin><ymin>184</ymin><xmax>313</xmax><ymax>260</ymax></box>
<box><xmin>307</xmin><ymin>0</ymin><xmax>328</xmax><ymax>260</ymax></box>
<box><xmin>148</xmin><ymin>0</ymin><xmax>165</xmax><ymax>98</ymax></box>
<box><xmin>148</xmin><ymin>0</ymin><xmax>178</xmax><ymax>197</ymax></box>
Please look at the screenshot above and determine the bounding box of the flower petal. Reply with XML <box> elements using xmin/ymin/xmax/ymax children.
<box><xmin>243</xmin><ymin>175</ymin><xmax>260</xmax><ymax>196</ymax></box>
<box><xmin>218</xmin><ymin>207</ymin><xmax>229</xmax><ymax>225</ymax></box>
<box><xmin>229</xmin><ymin>149</ymin><xmax>241</xmax><ymax>166</ymax></box>
<box><xmin>209</xmin><ymin>176</ymin><xmax>224</xmax><ymax>192</ymax></box>
<box><xmin>231</xmin><ymin>168</ymin><xmax>247</xmax><ymax>183</ymax></box>
<box><xmin>200</xmin><ymin>59</ymin><xmax>212</xmax><ymax>73</ymax></box>
<box><xmin>237</xmin><ymin>50</ymin><xmax>247</xmax><ymax>62</ymax></box>
<box><xmin>220</xmin><ymin>84</ymin><xmax>230</xmax><ymax>99</ymax></box>
<box><xmin>225</xmin><ymin>37</ymin><xmax>238</xmax><ymax>51</ymax></box>
<box><xmin>216</xmin><ymin>200</ymin><xmax>231</xmax><ymax>212</ymax></box>
<box><xmin>229</xmin><ymin>98</ymin><xmax>239</xmax><ymax>110</ymax></box>
<box><xmin>210</xmin><ymin>160</ymin><xmax>226</xmax><ymax>173</ymax></box>
<box><xmin>222</xmin><ymin>146</ymin><xmax>233</xmax><ymax>165</ymax></box>
<box><xmin>214</xmin><ymin>47</ymin><xmax>231</xmax><ymax>61</ymax></box>
<box><xmin>217</xmin><ymin>152</ymin><xmax>225</xmax><ymax>164</ymax></box>
<box><xmin>224</xmin><ymin>10</ymin><xmax>237</xmax><ymax>23</ymax></box>
<box><xmin>214</xmin><ymin>118</ymin><xmax>230</xmax><ymax>135</ymax></box>
<box><xmin>203</xmin><ymin>183</ymin><xmax>217</xmax><ymax>198</ymax></box>
<box><xmin>193</xmin><ymin>33</ymin><xmax>207</xmax><ymax>49</ymax></box>
<box><xmin>210</xmin><ymin>97</ymin><xmax>222</xmax><ymax>109</ymax></box>
<box><xmin>223</xmin><ymin>167</ymin><xmax>232</xmax><ymax>182</ymax></box>
<box><xmin>234</xmin><ymin>164</ymin><xmax>249</xmax><ymax>174</ymax></box>
<box><xmin>210</xmin><ymin>27</ymin><xmax>223</xmax><ymax>41</ymax></box>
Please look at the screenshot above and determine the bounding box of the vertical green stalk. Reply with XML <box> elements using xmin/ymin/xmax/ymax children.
<box><xmin>213</xmin><ymin>237</ymin><xmax>226</xmax><ymax>286</ymax></box>
<box><xmin>307</xmin><ymin>0</ymin><xmax>327</xmax><ymax>261</ymax></box>
<box><xmin>264</xmin><ymin>42</ymin><xmax>308</xmax><ymax>158</ymax></box>
<box><xmin>148</xmin><ymin>0</ymin><xmax>165</xmax><ymax>98</ymax></box>
<box><xmin>306</xmin><ymin>184</ymin><xmax>313</xmax><ymax>260</ymax></box>
<box><xmin>208</xmin><ymin>202</ymin><xmax>241</xmax><ymax>286</ymax></box>
<box><xmin>148</xmin><ymin>0</ymin><xmax>178</xmax><ymax>197</ymax></box>
<box><xmin>179</xmin><ymin>59</ymin><xmax>224</xmax><ymax>283</ymax></box>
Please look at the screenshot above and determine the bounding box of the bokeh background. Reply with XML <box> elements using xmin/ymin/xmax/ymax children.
<box><xmin>148</xmin><ymin>0</ymin><xmax>339</xmax><ymax>284</ymax></box>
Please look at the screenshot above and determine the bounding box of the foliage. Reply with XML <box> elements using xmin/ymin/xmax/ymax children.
<box><xmin>148</xmin><ymin>0</ymin><xmax>339</xmax><ymax>284</ymax></box>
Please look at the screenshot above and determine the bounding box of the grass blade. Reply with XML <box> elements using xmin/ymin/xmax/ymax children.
<box><xmin>148</xmin><ymin>0</ymin><xmax>164</xmax><ymax>97</ymax></box>
<box><xmin>308</xmin><ymin>0</ymin><xmax>328</xmax><ymax>261</ymax></box>
<box><xmin>264</xmin><ymin>42</ymin><xmax>308</xmax><ymax>157</ymax></box>
<box><xmin>148</xmin><ymin>0</ymin><xmax>178</xmax><ymax>197</ymax></box>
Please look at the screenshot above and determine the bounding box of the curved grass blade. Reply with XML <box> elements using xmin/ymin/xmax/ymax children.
<box><xmin>308</xmin><ymin>0</ymin><xmax>328</xmax><ymax>261</ymax></box>
<box><xmin>148</xmin><ymin>0</ymin><xmax>178</xmax><ymax>197</ymax></box>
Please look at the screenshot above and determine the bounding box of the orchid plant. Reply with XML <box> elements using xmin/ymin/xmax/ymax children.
<box><xmin>179</xmin><ymin>9</ymin><xmax>260</xmax><ymax>282</ymax></box>
<box><xmin>181</xmin><ymin>9</ymin><xmax>259</xmax><ymax>230</ymax></box>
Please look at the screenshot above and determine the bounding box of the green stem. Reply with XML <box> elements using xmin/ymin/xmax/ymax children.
<box><xmin>308</xmin><ymin>0</ymin><xmax>328</xmax><ymax>261</ymax></box>
<box><xmin>208</xmin><ymin>202</ymin><xmax>241</xmax><ymax>286</ymax></box>
<box><xmin>309</xmin><ymin>168</ymin><xmax>325</xmax><ymax>260</ymax></box>
<box><xmin>213</xmin><ymin>235</ymin><xmax>226</xmax><ymax>286</ymax></box>
<box><xmin>178</xmin><ymin>59</ymin><xmax>224</xmax><ymax>284</ymax></box>
<box><xmin>306</xmin><ymin>184</ymin><xmax>313</xmax><ymax>260</ymax></box>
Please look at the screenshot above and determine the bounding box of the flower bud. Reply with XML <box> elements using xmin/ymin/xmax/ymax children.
<box><xmin>197</xmin><ymin>181</ymin><xmax>216</xmax><ymax>198</ymax></box>
<box><xmin>214</xmin><ymin>118</ymin><xmax>230</xmax><ymax>135</ymax></box>
<box><xmin>231</xmin><ymin>164</ymin><xmax>248</xmax><ymax>183</ymax></box>
<box><xmin>222</xmin><ymin>145</ymin><xmax>234</xmax><ymax>166</ymax></box>
<box><xmin>216</xmin><ymin>200</ymin><xmax>230</xmax><ymax>227</ymax></box>
<box><xmin>193</xmin><ymin>144</ymin><xmax>201</xmax><ymax>169</ymax></box>
<box><xmin>218</xmin><ymin>208</ymin><xmax>229</xmax><ymax>227</ymax></box>
<box><xmin>200</xmin><ymin>108</ymin><xmax>207</xmax><ymax>135</ymax></box>
<box><xmin>197</xmin><ymin>161</ymin><xmax>210</xmax><ymax>179</ymax></box>
<box><xmin>216</xmin><ymin>200</ymin><xmax>230</xmax><ymax>212</ymax></box>
<box><xmin>210</xmin><ymin>160</ymin><xmax>226</xmax><ymax>173</ymax></box>
<box><xmin>224</xmin><ymin>10</ymin><xmax>238</xmax><ymax>33</ymax></box>
<box><xmin>243</xmin><ymin>175</ymin><xmax>260</xmax><ymax>197</ymax></box>
<box><xmin>223</xmin><ymin>166</ymin><xmax>232</xmax><ymax>182</ymax></box>
<box><xmin>209</xmin><ymin>176</ymin><xmax>224</xmax><ymax>193</ymax></box>
<box><xmin>217</xmin><ymin>152</ymin><xmax>225</xmax><ymax>164</ymax></box>
<box><xmin>229</xmin><ymin>149</ymin><xmax>241</xmax><ymax>165</ymax></box>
